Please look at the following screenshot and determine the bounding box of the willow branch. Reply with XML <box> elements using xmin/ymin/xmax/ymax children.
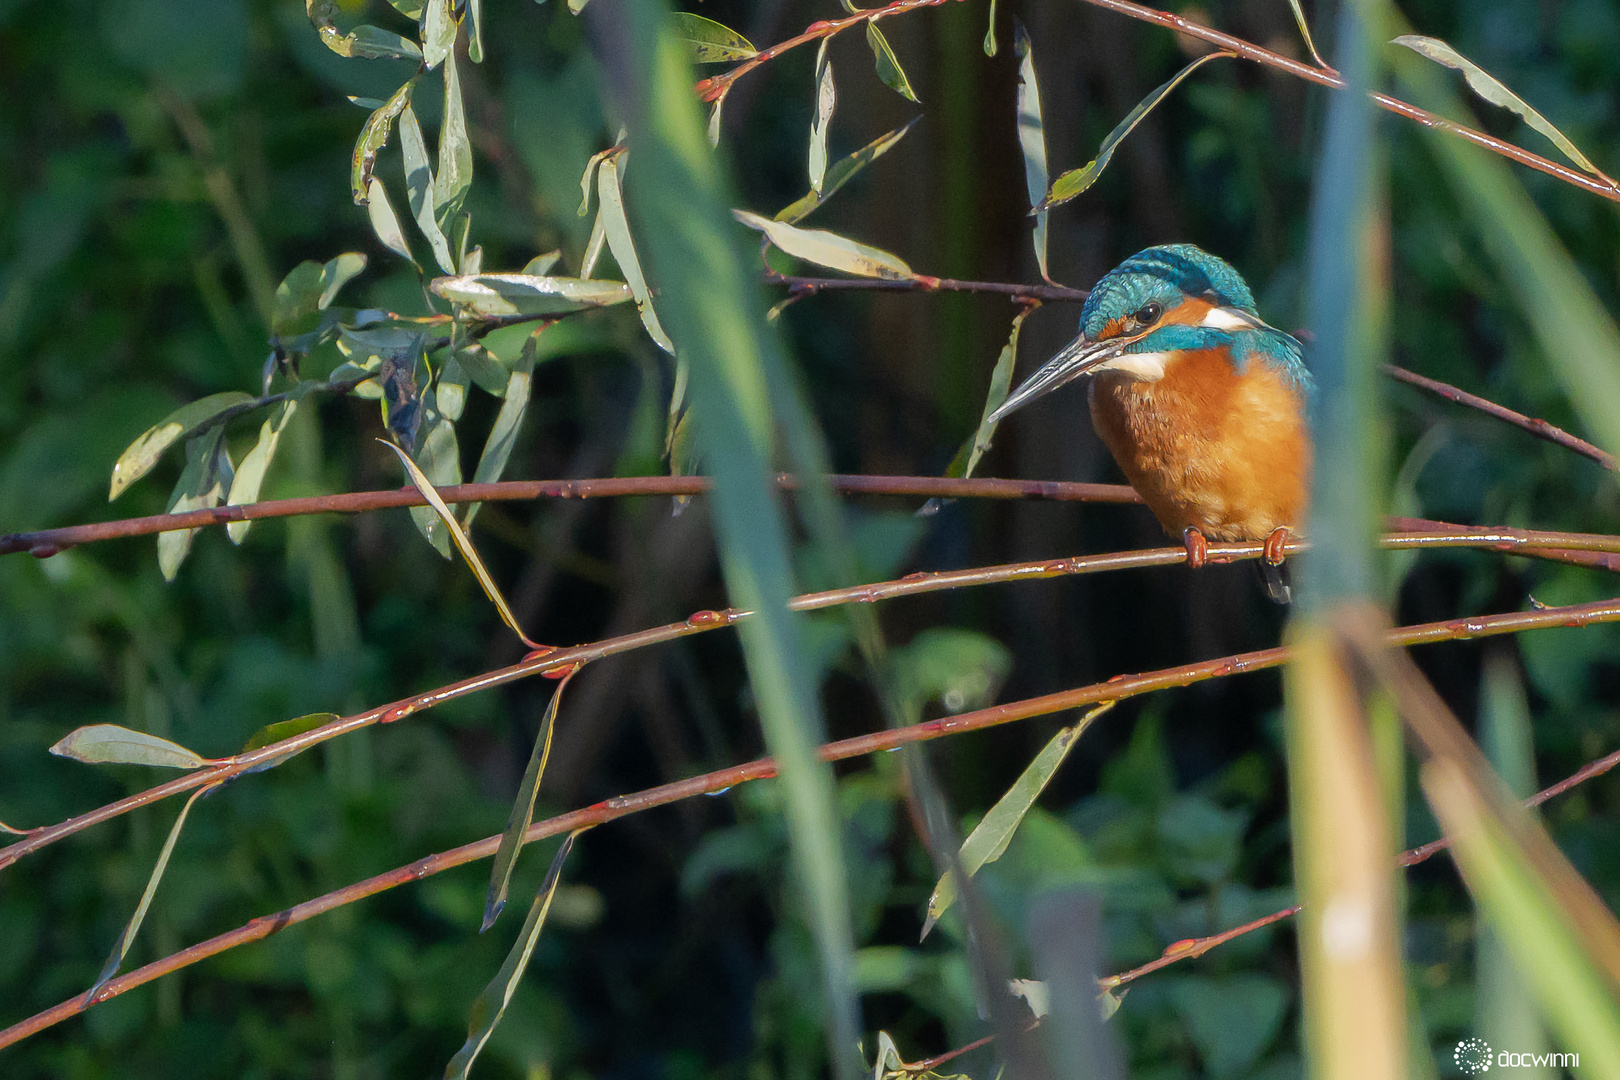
<box><xmin>7</xmin><ymin>596</ymin><xmax>1620</xmax><ymax>1048</ymax></box>
<box><xmin>1386</xmin><ymin>364</ymin><xmax>1617</xmax><ymax>471</ymax></box>
<box><xmin>763</xmin><ymin>270</ymin><xmax>1090</xmax><ymax>304</ymax></box>
<box><xmin>5</xmin><ymin>529</ymin><xmax>1620</xmax><ymax>866</ymax></box>
<box><xmin>1073</xmin><ymin>0</ymin><xmax>1620</xmax><ymax>203</ymax></box>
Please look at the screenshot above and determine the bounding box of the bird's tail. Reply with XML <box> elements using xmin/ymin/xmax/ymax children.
<box><xmin>1256</xmin><ymin>560</ymin><xmax>1292</xmax><ymax>605</ymax></box>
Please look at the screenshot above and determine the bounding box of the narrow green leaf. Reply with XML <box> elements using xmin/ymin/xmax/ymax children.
<box><xmin>568</xmin><ymin>0</ymin><xmax>590</xmax><ymax>12</ymax></box>
<box><xmin>401</xmin><ymin>105</ymin><xmax>457</xmax><ymax>275</ymax></box>
<box><xmin>1392</xmin><ymin>35</ymin><xmax>1616</xmax><ymax>187</ymax></box>
<box><xmin>810</xmin><ymin>43</ymin><xmax>836</xmax><ymax>194</ymax></box>
<box><xmin>272</xmin><ymin>254</ymin><xmax>369</xmax><ymax>335</ymax></box>
<box><xmin>1014</xmin><ymin>24</ymin><xmax>1051</xmax><ymax>282</ymax></box>
<box><xmin>1041</xmin><ymin>51</ymin><xmax>1232</xmax><ymax>211</ymax></box>
<box><xmin>387</xmin><ymin>0</ymin><xmax>425</xmax><ymax>17</ymax></box>
<box><xmin>433</xmin><ymin>52</ymin><xmax>474</xmax><ymax>241</ymax></box>
<box><xmin>311</xmin><ymin>18</ymin><xmax>423</xmax><ymax>61</ymax></box>
<box><xmin>577</xmin><ymin>143</ymin><xmax>623</xmax><ymax>218</ymax></box>
<box><xmin>1287</xmin><ymin>0</ymin><xmax>1327</xmax><ymax>69</ymax></box>
<box><xmin>408</xmin><ymin>413</ymin><xmax>461</xmax><ymax>556</ymax></box>
<box><xmin>466</xmin><ymin>0</ymin><xmax>483</xmax><ymax>63</ymax></box>
<box><xmin>923</xmin><ymin>701</ymin><xmax>1114</xmax><ymax>938</ymax></box>
<box><xmin>50</xmin><ymin>724</ymin><xmax>212</xmax><ymax>770</ymax></box>
<box><xmin>225</xmin><ymin>399</ymin><xmax>298</xmax><ymax>543</ymax></box>
<box><xmin>775</xmin><ymin>119</ymin><xmax>916</xmax><ymax>224</ymax></box>
<box><xmin>599</xmin><ymin>156</ymin><xmax>676</xmax><ymax>352</ymax></box>
<box><xmin>240</xmin><ymin>712</ymin><xmax>340</xmax><ymax>753</ymax></box>
<box><xmin>366</xmin><ymin>176</ymin><xmax>418</xmax><ymax>266</ymax></box>
<box><xmin>733</xmin><ymin>209</ymin><xmax>914</xmax><ymax>280</ymax></box>
<box><xmin>437</xmin><ymin>354</ymin><xmax>470</xmax><ymax>421</ymax></box>
<box><xmin>707</xmin><ymin>95</ymin><xmax>724</xmax><ymax>148</ymax></box>
<box><xmin>982</xmin><ymin>0</ymin><xmax>999</xmax><ymax>56</ymax></box>
<box><xmin>317</xmin><ymin>253</ymin><xmax>368</xmax><ymax>309</ymax></box>
<box><xmin>865</xmin><ymin>23</ymin><xmax>917</xmax><ymax>101</ymax></box>
<box><xmin>455</xmin><ymin>341</ymin><xmax>512</xmax><ymax>397</ymax></box>
<box><xmin>669</xmin><ymin>12</ymin><xmax>757</xmax><ymax>63</ymax></box>
<box><xmin>581</xmin><ymin>206</ymin><xmax>607</xmax><ymax>277</ymax></box>
<box><xmin>351</xmin><ymin>79</ymin><xmax>415</xmax><ymax>205</ymax></box>
<box><xmin>109</xmin><ymin>391</ymin><xmax>255</xmax><ymax>500</ymax></box>
<box><xmin>484</xmin><ymin>670</ymin><xmax>575</xmax><ymax>931</ymax></box>
<box><xmin>158</xmin><ymin>427</ymin><xmax>234</xmax><ymax>581</ymax></box>
<box><xmin>429</xmin><ymin>273</ymin><xmax>633</xmax><ymax>316</ymax></box>
<box><xmin>445</xmin><ymin>832</ymin><xmax>579</xmax><ymax>1080</ymax></box>
<box><xmin>465</xmin><ymin>335</ymin><xmax>536</xmax><ymax>529</ymax></box>
<box><xmin>948</xmin><ymin>306</ymin><xmax>1032</xmax><ymax>481</ymax></box>
<box><xmin>420</xmin><ymin>0</ymin><xmax>456</xmax><ymax>70</ymax></box>
<box><xmin>521</xmin><ymin>251</ymin><xmax>563</xmax><ymax>276</ymax></box>
<box><xmin>87</xmin><ymin>784</ymin><xmax>213</xmax><ymax>999</ymax></box>
<box><xmin>381</xmin><ymin>439</ymin><xmax>543</xmax><ymax>648</ymax></box>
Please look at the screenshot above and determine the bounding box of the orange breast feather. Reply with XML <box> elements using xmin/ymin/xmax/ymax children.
<box><xmin>1087</xmin><ymin>347</ymin><xmax>1310</xmax><ymax>541</ymax></box>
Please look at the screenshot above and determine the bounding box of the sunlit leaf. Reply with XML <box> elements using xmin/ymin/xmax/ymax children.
<box><xmin>1041</xmin><ymin>51</ymin><xmax>1233</xmax><ymax>211</ymax></box>
<box><xmin>775</xmin><ymin>119</ymin><xmax>916</xmax><ymax>224</ymax></box>
<box><xmin>733</xmin><ymin>209</ymin><xmax>914</xmax><ymax>280</ymax></box>
<box><xmin>669</xmin><ymin>12</ymin><xmax>757</xmax><ymax>63</ymax></box>
<box><xmin>947</xmin><ymin>305</ymin><xmax>1032</xmax><ymax>481</ymax></box>
<box><xmin>272</xmin><ymin>254</ymin><xmax>368</xmax><ymax>336</ymax></box>
<box><xmin>707</xmin><ymin>95</ymin><xmax>724</xmax><ymax>148</ymax></box>
<box><xmin>50</xmin><ymin>724</ymin><xmax>213</xmax><ymax>770</ymax></box>
<box><xmin>408</xmin><ymin>413</ymin><xmax>460</xmax><ymax>556</ymax></box>
<box><xmin>240</xmin><ymin>712</ymin><xmax>340</xmax><ymax>753</ymax></box>
<box><xmin>437</xmin><ymin>354</ymin><xmax>470</xmax><ymax>421</ymax></box>
<box><xmin>865</xmin><ymin>23</ymin><xmax>918</xmax><ymax>102</ymax></box>
<box><xmin>577</xmin><ymin>142</ymin><xmax>623</xmax><ymax>218</ymax></box>
<box><xmin>455</xmin><ymin>341</ymin><xmax>511</xmax><ymax>397</ymax></box>
<box><xmin>922</xmin><ymin>702</ymin><xmax>1114</xmax><ymax>937</ymax></box>
<box><xmin>444</xmin><ymin>832</ymin><xmax>579</xmax><ymax>1079</ymax></box>
<box><xmin>433</xmin><ymin>52</ymin><xmax>474</xmax><ymax>240</ymax></box>
<box><xmin>521</xmin><ymin>250</ymin><xmax>562</xmax><ymax>276</ymax></box>
<box><xmin>484</xmin><ymin>670</ymin><xmax>575</xmax><ymax>931</ymax></box>
<box><xmin>381</xmin><ymin>439</ymin><xmax>543</xmax><ymax>648</ymax></box>
<box><xmin>366</xmin><ymin>176</ymin><xmax>418</xmax><ymax>266</ymax></box>
<box><xmin>420</xmin><ymin>0</ymin><xmax>456</xmax><ymax>69</ymax></box>
<box><xmin>306</xmin><ymin>0</ymin><xmax>423</xmax><ymax>62</ymax></box>
<box><xmin>351</xmin><ymin>79</ymin><xmax>415</xmax><ymax>204</ymax></box>
<box><xmin>983</xmin><ymin>0</ymin><xmax>999</xmax><ymax>56</ymax></box>
<box><xmin>568</xmin><ymin>0</ymin><xmax>590</xmax><ymax>11</ymax></box>
<box><xmin>1014</xmin><ymin>24</ymin><xmax>1051</xmax><ymax>282</ymax></box>
<box><xmin>465</xmin><ymin>334</ymin><xmax>536</xmax><ymax>529</ymax></box>
<box><xmin>1392</xmin><ymin>35</ymin><xmax>1616</xmax><ymax>186</ymax></box>
<box><xmin>466</xmin><ymin>0</ymin><xmax>483</xmax><ymax>63</ymax></box>
<box><xmin>581</xmin><ymin>207</ymin><xmax>607</xmax><ymax>278</ymax></box>
<box><xmin>87</xmin><ymin>784</ymin><xmax>213</xmax><ymax>998</ymax></box>
<box><xmin>1287</xmin><ymin>0</ymin><xmax>1327</xmax><ymax>68</ymax></box>
<box><xmin>810</xmin><ymin>43</ymin><xmax>836</xmax><ymax>194</ymax></box>
<box><xmin>401</xmin><ymin>105</ymin><xmax>457</xmax><ymax>274</ymax></box>
<box><xmin>387</xmin><ymin>0</ymin><xmax>425</xmax><ymax>17</ymax></box>
<box><xmin>158</xmin><ymin>427</ymin><xmax>234</xmax><ymax>581</ymax></box>
<box><xmin>599</xmin><ymin>156</ymin><xmax>675</xmax><ymax>352</ymax></box>
<box><xmin>109</xmin><ymin>391</ymin><xmax>255</xmax><ymax>500</ymax></box>
<box><xmin>225</xmin><ymin>399</ymin><xmax>298</xmax><ymax>543</ymax></box>
<box><xmin>429</xmin><ymin>273</ymin><xmax>633</xmax><ymax>316</ymax></box>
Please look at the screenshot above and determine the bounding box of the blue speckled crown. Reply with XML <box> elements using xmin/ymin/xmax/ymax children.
<box><xmin>1079</xmin><ymin>244</ymin><xmax>1257</xmax><ymax>339</ymax></box>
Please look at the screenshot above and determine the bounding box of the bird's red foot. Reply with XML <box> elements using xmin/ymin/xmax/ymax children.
<box><xmin>1182</xmin><ymin>527</ymin><xmax>1208</xmax><ymax>570</ymax></box>
<box><xmin>1263</xmin><ymin>526</ymin><xmax>1291</xmax><ymax>567</ymax></box>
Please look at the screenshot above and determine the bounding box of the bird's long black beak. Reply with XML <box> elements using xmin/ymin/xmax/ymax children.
<box><xmin>986</xmin><ymin>331</ymin><xmax>1127</xmax><ymax>425</ymax></box>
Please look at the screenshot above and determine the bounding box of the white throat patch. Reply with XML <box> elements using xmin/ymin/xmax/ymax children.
<box><xmin>1201</xmin><ymin>306</ymin><xmax>1260</xmax><ymax>330</ymax></box>
<box><xmin>1094</xmin><ymin>352</ymin><xmax>1172</xmax><ymax>381</ymax></box>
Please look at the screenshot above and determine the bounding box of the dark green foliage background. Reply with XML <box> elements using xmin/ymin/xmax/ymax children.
<box><xmin>2</xmin><ymin>0</ymin><xmax>1619</xmax><ymax>1076</ymax></box>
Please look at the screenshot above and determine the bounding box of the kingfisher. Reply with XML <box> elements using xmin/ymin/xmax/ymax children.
<box><xmin>989</xmin><ymin>244</ymin><xmax>1313</xmax><ymax>603</ymax></box>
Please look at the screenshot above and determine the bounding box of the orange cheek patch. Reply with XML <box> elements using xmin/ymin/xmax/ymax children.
<box><xmin>1160</xmin><ymin>297</ymin><xmax>1214</xmax><ymax>327</ymax></box>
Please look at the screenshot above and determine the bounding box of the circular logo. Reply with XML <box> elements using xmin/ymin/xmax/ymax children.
<box><xmin>1455</xmin><ymin>1038</ymin><xmax>1492</xmax><ymax>1074</ymax></box>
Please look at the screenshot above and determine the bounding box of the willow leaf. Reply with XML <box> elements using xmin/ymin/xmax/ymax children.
<box><xmin>734</xmin><ymin>210</ymin><xmax>914</xmax><ymax>280</ymax></box>
<box><xmin>50</xmin><ymin>725</ymin><xmax>212</xmax><ymax>770</ymax></box>
<box><xmin>484</xmin><ymin>670</ymin><xmax>576</xmax><ymax>931</ymax></box>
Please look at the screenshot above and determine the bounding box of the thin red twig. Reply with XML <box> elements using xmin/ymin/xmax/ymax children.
<box><xmin>1386</xmin><ymin>365</ymin><xmax>1617</xmax><ymax>472</ymax></box>
<box><xmin>5</xmin><ymin>595</ymin><xmax>1620</xmax><ymax>1047</ymax></box>
<box><xmin>1073</xmin><ymin>0</ymin><xmax>1620</xmax><ymax>203</ymax></box>
<box><xmin>764</xmin><ymin>270</ymin><xmax>1089</xmax><ymax>304</ymax></box>
<box><xmin>4</xmin><ymin>527</ymin><xmax>1619</xmax><ymax>869</ymax></box>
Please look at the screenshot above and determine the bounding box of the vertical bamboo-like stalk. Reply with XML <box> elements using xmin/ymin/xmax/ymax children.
<box><xmin>583</xmin><ymin>3</ymin><xmax>859</xmax><ymax>1077</ymax></box>
<box><xmin>1287</xmin><ymin>0</ymin><xmax>1409</xmax><ymax>1076</ymax></box>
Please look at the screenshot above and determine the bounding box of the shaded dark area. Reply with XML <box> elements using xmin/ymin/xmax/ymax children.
<box><xmin>2</xmin><ymin>0</ymin><xmax>1619</xmax><ymax>1077</ymax></box>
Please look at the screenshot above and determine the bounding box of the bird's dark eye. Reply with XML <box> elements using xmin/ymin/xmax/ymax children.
<box><xmin>1133</xmin><ymin>302</ymin><xmax>1163</xmax><ymax>327</ymax></box>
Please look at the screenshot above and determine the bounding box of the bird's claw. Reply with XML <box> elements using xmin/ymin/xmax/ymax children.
<box><xmin>1263</xmin><ymin>526</ymin><xmax>1291</xmax><ymax>567</ymax></box>
<box><xmin>1182</xmin><ymin>527</ymin><xmax>1208</xmax><ymax>570</ymax></box>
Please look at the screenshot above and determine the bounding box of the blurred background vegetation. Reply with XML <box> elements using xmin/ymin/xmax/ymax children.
<box><xmin>2</xmin><ymin>0</ymin><xmax>1619</xmax><ymax>1076</ymax></box>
